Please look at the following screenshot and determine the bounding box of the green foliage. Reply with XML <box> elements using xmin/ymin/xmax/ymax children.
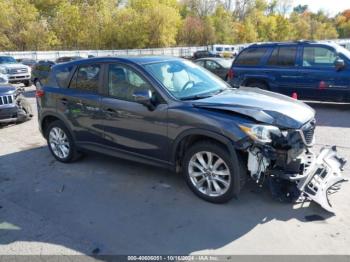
<box><xmin>0</xmin><ymin>0</ymin><xmax>347</xmax><ymax>51</ymax></box>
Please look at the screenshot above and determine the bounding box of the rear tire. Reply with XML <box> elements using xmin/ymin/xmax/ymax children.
<box><xmin>45</xmin><ymin>120</ymin><xmax>80</xmax><ymax>163</ymax></box>
<box><xmin>182</xmin><ymin>141</ymin><xmax>242</xmax><ymax>203</ymax></box>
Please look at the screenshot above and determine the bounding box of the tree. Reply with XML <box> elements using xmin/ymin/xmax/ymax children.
<box><xmin>212</xmin><ymin>5</ymin><xmax>235</xmax><ymax>44</ymax></box>
<box><xmin>51</xmin><ymin>1</ymin><xmax>82</xmax><ymax>49</ymax></box>
<box><xmin>0</xmin><ymin>0</ymin><xmax>55</xmax><ymax>50</ymax></box>
<box><xmin>178</xmin><ymin>16</ymin><xmax>205</xmax><ymax>45</ymax></box>
<box><xmin>182</xmin><ymin>0</ymin><xmax>217</xmax><ymax>17</ymax></box>
<box><xmin>293</xmin><ymin>4</ymin><xmax>308</xmax><ymax>14</ymax></box>
<box><xmin>336</xmin><ymin>11</ymin><xmax>350</xmax><ymax>38</ymax></box>
<box><xmin>111</xmin><ymin>7</ymin><xmax>149</xmax><ymax>49</ymax></box>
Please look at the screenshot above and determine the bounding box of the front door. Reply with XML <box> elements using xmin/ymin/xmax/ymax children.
<box><xmin>297</xmin><ymin>45</ymin><xmax>350</xmax><ymax>101</ymax></box>
<box><xmin>100</xmin><ymin>63</ymin><xmax>169</xmax><ymax>163</ymax></box>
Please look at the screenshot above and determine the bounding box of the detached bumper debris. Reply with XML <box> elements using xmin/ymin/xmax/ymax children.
<box><xmin>248</xmin><ymin>143</ymin><xmax>347</xmax><ymax>213</ymax></box>
<box><xmin>294</xmin><ymin>146</ymin><xmax>347</xmax><ymax>213</ymax></box>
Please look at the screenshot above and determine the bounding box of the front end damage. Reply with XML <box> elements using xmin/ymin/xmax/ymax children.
<box><xmin>0</xmin><ymin>86</ymin><xmax>33</xmax><ymax>124</ymax></box>
<box><xmin>245</xmin><ymin>120</ymin><xmax>347</xmax><ymax>213</ymax></box>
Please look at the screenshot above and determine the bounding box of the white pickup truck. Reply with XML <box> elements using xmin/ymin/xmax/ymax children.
<box><xmin>0</xmin><ymin>56</ymin><xmax>31</xmax><ymax>86</ymax></box>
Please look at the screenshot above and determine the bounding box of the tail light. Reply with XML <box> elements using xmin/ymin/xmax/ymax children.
<box><xmin>227</xmin><ymin>68</ymin><xmax>235</xmax><ymax>80</ymax></box>
<box><xmin>35</xmin><ymin>90</ymin><xmax>45</xmax><ymax>98</ymax></box>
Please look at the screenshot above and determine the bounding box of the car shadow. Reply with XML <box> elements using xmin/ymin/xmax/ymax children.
<box><xmin>307</xmin><ymin>102</ymin><xmax>350</xmax><ymax>128</ymax></box>
<box><xmin>0</xmin><ymin>146</ymin><xmax>334</xmax><ymax>256</ymax></box>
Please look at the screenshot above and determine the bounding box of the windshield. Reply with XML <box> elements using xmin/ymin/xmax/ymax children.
<box><xmin>0</xmin><ymin>56</ymin><xmax>17</xmax><ymax>64</ymax></box>
<box><xmin>337</xmin><ymin>45</ymin><xmax>350</xmax><ymax>59</ymax></box>
<box><xmin>144</xmin><ymin>60</ymin><xmax>229</xmax><ymax>100</ymax></box>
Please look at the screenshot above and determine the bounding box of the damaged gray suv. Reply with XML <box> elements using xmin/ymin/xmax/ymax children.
<box><xmin>36</xmin><ymin>57</ymin><xmax>347</xmax><ymax>212</ymax></box>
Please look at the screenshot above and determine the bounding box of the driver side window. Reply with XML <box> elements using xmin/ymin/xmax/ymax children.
<box><xmin>108</xmin><ymin>64</ymin><xmax>153</xmax><ymax>102</ymax></box>
<box><xmin>302</xmin><ymin>47</ymin><xmax>337</xmax><ymax>67</ymax></box>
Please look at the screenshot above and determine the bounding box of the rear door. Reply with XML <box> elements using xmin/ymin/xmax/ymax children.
<box><xmin>231</xmin><ymin>47</ymin><xmax>269</xmax><ymax>87</ymax></box>
<box><xmin>297</xmin><ymin>45</ymin><xmax>349</xmax><ymax>101</ymax></box>
<box><xmin>264</xmin><ymin>45</ymin><xmax>300</xmax><ymax>96</ymax></box>
<box><xmin>56</xmin><ymin>63</ymin><xmax>105</xmax><ymax>144</ymax></box>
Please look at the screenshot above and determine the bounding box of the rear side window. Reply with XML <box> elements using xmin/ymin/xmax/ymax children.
<box><xmin>195</xmin><ymin>60</ymin><xmax>205</xmax><ymax>67</ymax></box>
<box><xmin>268</xmin><ymin>46</ymin><xmax>297</xmax><ymax>67</ymax></box>
<box><xmin>69</xmin><ymin>64</ymin><xmax>101</xmax><ymax>93</ymax></box>
<box><xmin>55</xmin><ymin>65</ymin><xmax>74</xmax><ymax>88</ymax></box>
<box><xmin>235</xmin><ymin>48</ymin><xmax>267</xmax><ymax>66</ymax></box>
<box><xmin>302</xmin><ymin>47</ymin><xmax>337</xmax><ymax>67</ymax></box>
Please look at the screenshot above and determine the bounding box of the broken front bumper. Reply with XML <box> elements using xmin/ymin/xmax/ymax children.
<box><xmin>290</xmin><ymin>146</ymin><xmax>347</xmax><ymax>213</ymax></box>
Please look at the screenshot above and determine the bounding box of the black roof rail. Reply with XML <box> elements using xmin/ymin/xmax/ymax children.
<box><xmin>248</xmin><ymin>40</ymin><xmax>320</xmax><ymax>48</ymax></box>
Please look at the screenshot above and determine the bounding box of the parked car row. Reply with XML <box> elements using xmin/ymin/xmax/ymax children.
<box><xmin>0</xmin><ymin>56</ymin><xmax>83</xmax><ymax>88</ymax></box>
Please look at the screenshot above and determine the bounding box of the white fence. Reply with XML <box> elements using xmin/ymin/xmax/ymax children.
<box><xmin>0</xmin><ymin>46</ymin><xmax>210</xmax><ymax>61</ymax></box>
<box><xmin>0</xmin><ymin>39</ymin><xmax>349</xmax><ymax>61</ymax></box>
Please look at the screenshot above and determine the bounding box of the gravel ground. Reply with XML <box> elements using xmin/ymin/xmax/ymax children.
<box><xmin>0</xmin><ymin>86</ymin><xmax>349</xmax><ymax>256</ymax></box>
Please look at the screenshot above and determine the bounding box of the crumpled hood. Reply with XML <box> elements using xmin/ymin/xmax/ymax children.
<box><xmin>0</xmin><ymin>84</ymin><xmax>16</xmax><ymax>94</ymax></box>
<box><xmin>193</xmin><ymin>87</ymin><xmax>315</xmax><ymax>129</ymax></box>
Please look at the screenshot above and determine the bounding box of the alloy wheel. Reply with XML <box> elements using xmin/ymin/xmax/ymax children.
<box><xmin>49</xmin><ymin>127</ymin><xmax>70</xmax><ymax>159</ymax></box>
<box><xmin>188</xmin><ymin>151</ymin><xmax>231</xmax><ymax>197</ymax></box>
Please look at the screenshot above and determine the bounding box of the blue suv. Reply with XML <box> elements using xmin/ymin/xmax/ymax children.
<box><xmin>228</xmin><ymin>41</ymin><xmax>350</xmax><ymax>102</ymax></box>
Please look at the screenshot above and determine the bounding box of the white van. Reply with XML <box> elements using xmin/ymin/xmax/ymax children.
<box><xmin>208</xmin><ymin>44</ymin><xmax>238</xmax><ymax>57</ymax></box>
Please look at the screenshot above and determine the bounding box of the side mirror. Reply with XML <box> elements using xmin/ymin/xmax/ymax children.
<box><xmin>133</xmin><ymin>90</ymin><xmax>155</xmax><ymax>110</ymax></box>
<box><xmin>335</xmin><ymin>58</ymin><xmax>345</xmax><ymax>71</ymax></box>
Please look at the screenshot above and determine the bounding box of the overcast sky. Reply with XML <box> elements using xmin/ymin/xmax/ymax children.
<box><xmin>292</xmin><ymin>0</ymin><xmax>350</xmax><ymax>16</ymax></box>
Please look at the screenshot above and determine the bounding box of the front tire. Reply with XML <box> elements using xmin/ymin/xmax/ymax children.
<box><xmin>46</xmin><ymin>120</ymin><xmax>79</xmax><ymax>163</ymax></box>
<box><xmin>183</xmin><ymin>141</ymin><xmax>241</xmax><ymax>203</ymax></box>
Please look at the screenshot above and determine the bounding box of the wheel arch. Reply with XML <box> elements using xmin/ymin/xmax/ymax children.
<box><xmin>243</xmin><ymin>78</ymin><xmax>270</xmax><ymax>89</ymax></box>
<box><xmin>40</xmin><ymin>112</ymin><xmax>75</xmax><ymax>140</ymax></box>
<box><xmin>172</xmin><ymin>129</ymin><xmax>244</xmax><ymax>195</ymax></box>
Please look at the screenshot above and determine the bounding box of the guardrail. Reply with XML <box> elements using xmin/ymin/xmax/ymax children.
<box><xmin>0</xmin><ymin>39</ymin><xmax>349</xmax><ymax>60</ymax></box>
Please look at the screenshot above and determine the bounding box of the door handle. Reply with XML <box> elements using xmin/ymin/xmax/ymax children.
<box><xmin>281</xmin><ymin>75</ymin><xmax>299</xmax><ymax>78</ymax></box>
